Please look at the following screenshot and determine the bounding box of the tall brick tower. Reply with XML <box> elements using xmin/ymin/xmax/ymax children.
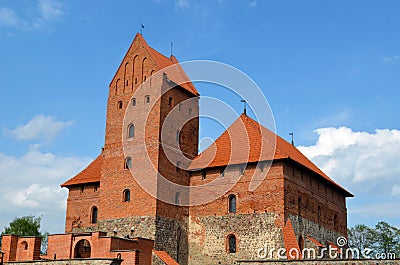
<box><xmin>62</xmin><ymin>33</ymin><xmax>199</xmax><ymax>264</ymax></box>
<box><xmin>61</xmin><ymin>33</ymin><xmax>353</xmax><ymax>265</ymax></box>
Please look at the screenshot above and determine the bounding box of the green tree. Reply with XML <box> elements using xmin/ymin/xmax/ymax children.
<box><xmin>1</xmin><ymin>215</ymin><xmax>48</xmax><ymax>254</ymax></box>
<box><xmin>348</xmin><ymin>224</ymin><xmax>373</xmax><ymax>250</ymax></box>
<box><xmin>368</xmin><ymin>221</ymin><xmax>400</xmax><ymax>256</ymax></box>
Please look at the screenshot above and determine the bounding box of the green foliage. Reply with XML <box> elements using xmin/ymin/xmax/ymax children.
<box><xmin>348</xmin><ymin>221</ymin><xmax>400</xmax><ymax>258</ymax></box>
<box><xmin>1</xmin><ymin>215</ymin><xmax>48</xmax><ymax>254</ymax></box>
<box><xmin>369</xmin><ymin>221</ymin><xmax>400</xmax><ymax>256</ymax></box>
<box><xmin>2</xmin><ymin>215</ymin><xmax>42</xmax><ymax>237</ymax></box>
<box><xmin>348</xmin><ymin>224</ymin><xmax>373</xmax><ymax>250</ymax></box>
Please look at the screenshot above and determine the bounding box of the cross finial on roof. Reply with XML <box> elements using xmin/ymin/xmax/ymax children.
<box><xmin>240</xmin><ymin>99</ymin><xmax>247</xmax><ymax>115</ymax></box>
<box><xmin>289</xmin><ymin>132</ymin><xmax>295</xmax><ymax>146</ymax></box>
<box><xmin>140</xmin><ymin>24</ymin><xmax>144</xmax><ymax>35</ymax></box>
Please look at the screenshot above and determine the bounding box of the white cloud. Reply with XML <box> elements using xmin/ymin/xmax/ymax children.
<box><xmin>0</xmin><ymin>7</ymin><xmax>19</xmax><ymax>26</ymax></box>
<box><xmin>248</xmin><ymin>1</ymin><xmax>257</xmax><ymax>8</ymax></box>
<box><xmin>38</xmin><ymin>0</ymin><xmax>64</xmax><ymax>20</ymax></box>
<box><xmin>350</xmin><ymin>202</ymin><xmax>400</xmax><ymax>219</ymax></box>
<box><xmin>175</xmin><ymin>0</ymin><xmax>190</xmax><ymax>10</ymax></box>
<box><xmin>298</xmin><ymin>127</ymin><xmax>400</xmax><ymax>195</ymax></box>
<box><xmin>0</xmin><ymin>0</ymin><xmax>65</xmax><ymax>30</ymax></box>
<box><xmin>0</xmin><ymin>149</ymin><xmax>91</xmax><ymax>233</ymax></box>
<box><xmin>4</xmin><ymin>115</ymin><xmax>73</xmax><ymax>142</ymax></box>
<box><xmin>392</xmin><ymin>184</ymin><xmax>400</xmax><ymax>196</ymax></box>
<box><xmin>383</xmin><ymin>55</ymin><xmax>400</xmax><ymax>64</ymax></box>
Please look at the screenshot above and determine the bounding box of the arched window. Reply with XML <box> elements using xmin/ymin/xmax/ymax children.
<box><xmin>334</xmin><ymin>214</ymin><xmax>338</xmax><ymax>231</ymax></box>
<box><xmin>141</xmin><ymin>58</ymin><xmax>147</xmax><ymax>82</ymax></box>
<box><xmin>227</xmin><ymin>234</ymin><xmax>236</xmax><ymax>253</ymax></box>
<box><xmin>128</xmin><ymin>124</ymin><xmax>135</xmax><ymax>138</ymax></box>
<box><xmin>175</xmin><ymin>192</ymin><xmax>180</xmax><ymax>205</ymax></box>
<box><xmin>298</xmin><ymin>197</ymin><xmax>302</xmax><ymax>216</ymax></box>
<box><xmin>21</xmin><ymin>241</ymin><xmax>28</xmax><ymax>250</ymax></box>
<box><xmin>125</xmin><ymin>157</ymin><xmax>132</xmax><ymax>169</ymax></box>
<box><xmin>317</xmin><ymin>206</ymin><xmax>321</xmax><ymax>226</ymax></box>
<box><xmin>123</xmin><ymin>189</ymin><xmax>130</xmax><ymax>202</ymax></box>
<box><xmin>74</xmin><ymin>239</ymin><xmax>91</xmax><ymax>258</ymax></box>
<box><xmin>117</xmin><ymin>101</ymin><xmax>123</xmax><ymax>109</ymax></box>
<box><xmin>228</xmin><ymin>194</ymin><xmax>236</xmax><ymax>213</ymax></box>
<box><xmin>91</xmin><ymin>206</ymin><xmax>98</xmax><ymax>224</ymax></box>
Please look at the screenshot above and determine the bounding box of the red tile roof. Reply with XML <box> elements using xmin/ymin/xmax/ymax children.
<box><xmin>61</xmin><ymin>155</ymin><xmax>102</xmax><ymax>187</ymax></box>
<box><xmin>189</xmin><ymin>114</ymin><xmax>353</xmax><ymax>197</ymax></box>
<box><xmin>283</xmin><ymin>219</ymin><xmax>302</xmax><ymax>260</ymax></box>
<box><xmin>327</xmin><ymin>241</ymin><xmax>343</xmax><ymax>254</ymax></box>
<box><xmin>306</xmin><ymin>236</ymin><xmax>325</xmax><ymax>248</ymax></box>
<box><xmin>135</xmin><ymin>34</ymin><xmax>199</xmax><ymax>96</ymax></box>
<box><xmin>153</xmin><ymin>250</ymin><xmax>179</xmax><ymax>265</ymax></box>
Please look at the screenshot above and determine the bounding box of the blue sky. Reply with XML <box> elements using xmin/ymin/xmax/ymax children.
<box><xmin>0</xmin><ymin>0</ymin><xmax>399</xmax><ymax>234</ymax></box>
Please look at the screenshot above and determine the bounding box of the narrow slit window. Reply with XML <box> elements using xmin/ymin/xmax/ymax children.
<box><xmin>123</xmin><ymin>189</ymin><xmax>131</xmax><ymax>202</ymax></box>
<box><xmin>227</xmin><ymin>234</ymin><xmax>236</xmax><ymax>253</ymax></box>
<box><xmin>117</xmin><ymin>101</ymin><xmax>123</xmax><ymax>109</ymax></box>
<box><xmin>128</xmin><ymin>124</ymin><xmax>135</xmax><ymax>138</ymax></box>
<box><xmin>228</xmin><ymin>195</ymin><xmax>236</xmax><ymax>213</ymax></box>
<box><xmin>131</xmin><ymin>98</ymin><xmax>136</xmax><ymax>106</ymax></box>
<box><xmin>125</xmin><ymin>157</ymin><xmax>132</xmax><ymax>169</ymax></box>
<box><xmin>91</xmin><ymin>206</ymin><xmax>98</xmax><ymax>224</ymax></box>
<box><xmin>145</xmin><ymin>95</ymin><xmax>150</xmax><ymax>104</ymax></box>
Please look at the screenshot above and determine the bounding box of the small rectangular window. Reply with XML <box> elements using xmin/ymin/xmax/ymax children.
<box><xmin>179</xmin><ymin>103</ymin><xmax>183</xmax><ymax>111</ymax></box>
<box><xmin>189</xmin><ymin>108</ymin><xmax>192</xmax><ymax>115</ymax></box>
<box><xmin>131</xmin><ymin>98</ymin><xmax>136</xmax><ymax>106</ymax></box>
<box><xmin>118</xmin><ymin>101</ymin><xmax>123</xmax><ymax>109</ymax></box>
<box><xmin>145</xmin><ymin>95</ymin><xmax>150</xmax><ymax>103</ymax></box>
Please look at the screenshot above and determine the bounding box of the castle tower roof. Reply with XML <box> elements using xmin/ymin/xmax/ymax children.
<box><xmin>189</xmin><ymin>114</ymin><xmax>353</xmax><ymax>197</ymax></box>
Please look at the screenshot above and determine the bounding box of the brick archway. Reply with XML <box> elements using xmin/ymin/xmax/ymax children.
<box><xmin>74</xmin><ymin>239</ymin><xmax>91</xmax><ymax>258</ymax></box>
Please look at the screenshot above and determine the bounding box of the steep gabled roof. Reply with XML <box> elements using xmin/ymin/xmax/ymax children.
<box><xmin>153</xmin><ymin>250</ymin><xmax>179</xmax><ymax>265</ymax></box>
<box><xmin>189</xmin><ymin>114</ymin><xmax>353</xmax><ymax>197</ymax></box>
<box><xmin>61</xmin><ymin>155</ymin><xmax>102</xmax><ymax>187</ymax></box>
<box><xmin>110</xmin><ymin>33</ymin><xmax>199</xmax><ymax>96</ymax></box>
<box><xmin>283</xmin><ymin>219</ymin><xmax>302</xmax><ymax>259</ymax></box>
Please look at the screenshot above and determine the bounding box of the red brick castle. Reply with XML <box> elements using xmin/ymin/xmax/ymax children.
<box><xmin>1</xmin><ymin>34</ymin><xmax>353</xmax><ymax>265</ymax></box>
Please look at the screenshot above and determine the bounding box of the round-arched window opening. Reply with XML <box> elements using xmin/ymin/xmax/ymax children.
<box><xmin>21</xmin><ymin>241</ymin><xmax>28</xmax><ymax>250</ymax></box>
<box><xmin>74</xmin><ymin>239</ymin><xmax>91</xmax><ymax>258</ymax></box>
<box><xmin>123</xmin><ymin>189</ymin><xmax>131</xmax><ymax>202</ymax></box>
<box><xmin>227</xmin><ymin>234</ymin><xmax>236</xmax><ymax>253</ymax></box>
<box><xmin>228</xmin><ymin>194</ymin><xmax>236</xmax><ymax>213</ymax></box>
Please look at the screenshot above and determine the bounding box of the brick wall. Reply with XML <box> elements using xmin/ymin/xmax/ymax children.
<box><xmin>65</xmin><ymin>184</ymin><xmax>100</xmax><ymax>233</ymax></box>
<box><xmin>1</xmin><ymin>235</ymin><xmax>41</xmax><ymax>262</ymax></box>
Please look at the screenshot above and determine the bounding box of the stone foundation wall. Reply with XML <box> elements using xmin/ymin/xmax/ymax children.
<box><xmin>154</xmin><ymin>215</ymin><xmax>188</xmax><ymax>265</ymax></box>
<box><xmin>71</xmin><ymin>216</ymin><xmax>157</xmax><ymax>240</ymax></box>
<box><xmin>288</xmin><ymin>214</ymin><xmax>343</xmax><ymax>246</ymax></box>
<box><xmin>188</xmin><ymin>212</ymin><xmax>283</xmax><ymax>265</ymax></box>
